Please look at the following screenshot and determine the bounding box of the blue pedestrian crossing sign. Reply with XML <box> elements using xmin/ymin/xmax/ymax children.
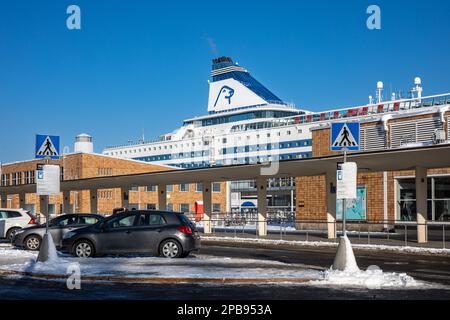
<box><xmin>35</xmin><ymin>135</ymin><xmax>60</xmax><ymax>160</ymax></box>
<box><xmin>331</xmin><ymin>123</ymin><xmax>360</xmax><ymax>151</ymax></box>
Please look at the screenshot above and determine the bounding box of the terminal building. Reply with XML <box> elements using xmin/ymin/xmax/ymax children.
<box><xmin>1</xmin><ymin>57</ymin><xmax>450</xmax><ymax>229</ymax></box>
<box><xmin>0</xmin><ymin>134</ymin><xmax>227</xmax><ymax>218</ymax></box>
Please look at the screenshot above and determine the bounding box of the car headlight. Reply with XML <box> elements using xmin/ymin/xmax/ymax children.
<box><xmin>63</xmin><ymin>231</ymin><xmax>76</xmax><ymax>240</ymax></box>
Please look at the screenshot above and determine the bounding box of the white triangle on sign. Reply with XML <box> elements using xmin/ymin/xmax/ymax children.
<box><xmin>36</xmin><ymin>136</ymin><xmax>59</xmax><ymax>157</ymax></box>
<box><xmin>332</xmin><ymin>124</ymin><xmax>358</xmax><ymax>147</ymax></box>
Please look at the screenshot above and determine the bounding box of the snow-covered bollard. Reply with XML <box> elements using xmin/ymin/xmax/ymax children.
<box><xmin>36</xmin><ymin>233</ymin><xmax>58</xmax><ymax>263</ymax></box>
<box><xmin>332</xmin><ymin>235</ymin><xmax>359</xmax><ymax>272</ymax></box>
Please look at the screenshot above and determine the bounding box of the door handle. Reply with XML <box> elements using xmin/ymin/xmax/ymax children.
<box><xmin>125</xmin><ymin>230</ymin><xmax>131</xmax><ymax>234</ymax></box>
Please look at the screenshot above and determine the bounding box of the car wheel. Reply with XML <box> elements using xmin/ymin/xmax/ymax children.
<box><xmin>24</xmin><ymin>235</ymin><xmax>41</xmax><ymax>251</ymax></box>
<box><xmin>6</xmin><ymin>228</ymin><xmax>21</xmax><ymax>242</ymax></box>
<box><xmin>160</xmin><ymin>239</ymin><xmax>182</xmax><ymax>258</ymax></box>
<box><xmin>73</xmin><ymin>240</ymin><xmax>95</xmax><ymax>258</ymax></box>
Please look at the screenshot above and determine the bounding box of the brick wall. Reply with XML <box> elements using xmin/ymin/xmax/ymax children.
<box><xmin>1</xmin><ymin>153</ymin><xmax>227</xmax><ymax>216</ymax></box>
<box><xmin>297</xmin><ymin>111</ymin><xmax>450</xmax><ymax>222</ymax></box>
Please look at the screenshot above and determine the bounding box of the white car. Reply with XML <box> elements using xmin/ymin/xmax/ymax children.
<box><xmin>0</xmin><ymin>208</ymin><xmax>37</xmax><ymax>241</ymax></box>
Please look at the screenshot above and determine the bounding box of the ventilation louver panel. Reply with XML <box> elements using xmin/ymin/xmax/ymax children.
<box><xmin>390</xmin><ymin>117</ymin><xmax>443</xmax><ymax>148</ymax></box>
<box><xmin>360</xmin><ymin>125</ymin><xmax>386</xmax><ymax>151</ymax></box>
<box><xmin>390</xmin><ymin>122</ymin><xmax>417</xmax><ymax>148</ymax></box>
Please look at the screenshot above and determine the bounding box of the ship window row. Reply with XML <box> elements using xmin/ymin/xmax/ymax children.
<box><xmin>133</xmin><ymin>150</ymin><xmax>210</xmax><ymax>162</ymax></box>
<box><xmin>166</xmin><ymin>152</ymin><xmax>312</xmax><ymax>169</ymax></box>
<box><xmin>184</xmin><ymin>110</ymin><xmax>302</xmax><ymax>127</ymax></box>
<box><xmin>220</xmin><ymin>139</ymin><xmax>312</xmax><ymax>155</ymax></box>
<box><xmin>106</xmin><ymin>142</ymin><xmax>211</xmax><ymax>156</ymax></box>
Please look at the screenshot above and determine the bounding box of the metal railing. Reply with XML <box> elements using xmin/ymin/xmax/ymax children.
<box><xmin>186</xmin><ymin>214</ymin><xmax>450</xmax><ymax>249</ymax></box>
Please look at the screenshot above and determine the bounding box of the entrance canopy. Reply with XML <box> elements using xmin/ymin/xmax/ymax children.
<box><xmin>2</xmin><ymin>144</ymin><xmax>450</xmax><ymax>194</ymax></box>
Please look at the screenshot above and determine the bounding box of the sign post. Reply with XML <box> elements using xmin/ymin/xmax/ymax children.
<box><xmin>35</xmin><ymin>135</ymin><xmax>60</xmax><ymax>262</ymax></box>
<box><xmin>331</xmin><ymin>123</ymin><xmax>360</xmax><ymax>271</ymax></box>
<box><xmin>331</xmin><ymin>122</ymin><xmax>360</xmax><ymax>235</ymax></box>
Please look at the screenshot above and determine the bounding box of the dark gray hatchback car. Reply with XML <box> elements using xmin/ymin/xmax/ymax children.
<box><xmin>12</xmin><ymin>214</ymin><xmax>104</xmax><ymax>250</ymax></box>
<box><xmin>61</xmin><ymin>210</ymin><xmax>200</xmax><ymax>258</ymax></box>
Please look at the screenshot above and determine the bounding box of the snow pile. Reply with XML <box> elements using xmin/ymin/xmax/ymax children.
<box><xmin>45</xmin><ymin>233</ymin><xmax>59</xmax><ymax>262</ymax></box>
<box><xmin>332</xmin><ymin>236</ymin><xmax>359</xmax><ymax>272</ymax></box>
<box><xmin>36</xmin><ymin>233</ymin><xmax>59</xmax><ymax>263</ymax></box>
<box><xmin>311</xmin><ymin>265</ymin><xmax>422</xmax><ymax>289</ymax></box>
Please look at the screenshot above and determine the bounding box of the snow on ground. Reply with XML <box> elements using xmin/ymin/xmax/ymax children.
<box><xmin>0</xmin><ymin>247</ymin><xmax>321</xmax><ymax>280</ymax></box>
<box><xmin>202</xmin><ymin>236</ymin><xmax>450</xmax><ymax>255</ymax></box>
<box><xmin>0</xmin><ymin>246</ymin><xmax>445</xmax><ymax>289</ymax></box>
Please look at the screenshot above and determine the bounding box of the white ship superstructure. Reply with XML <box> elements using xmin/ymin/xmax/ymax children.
<box><xmin>103</xmin><ymin>57</ymin><xmax>450</xmax><ymax>171</ymax></box>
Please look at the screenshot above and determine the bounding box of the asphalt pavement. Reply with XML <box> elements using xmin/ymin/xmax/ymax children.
<box><xmin>0</xmin><ymin>242</ymin><xmax>449</xmax><ymax>300</ymax></box>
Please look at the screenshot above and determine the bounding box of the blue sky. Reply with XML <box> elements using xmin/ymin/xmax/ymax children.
<box><xmin>0</xmin><ymin>0</ymin><xmax>449</xmax><ymax>163</ymax></box>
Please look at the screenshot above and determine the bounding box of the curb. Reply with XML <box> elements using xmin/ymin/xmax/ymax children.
<box><xmin>0</xmin><ymin>269</ymin><xmax>310</xmax><ymax>285</ymax></box>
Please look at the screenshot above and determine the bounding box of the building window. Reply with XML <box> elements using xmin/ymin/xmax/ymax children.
<box><xmin>98</xmin><ymin>168</ymin><xmax>112</xmax><ymax>176</ymax></box>
<box><xmin>167</xmin><ymin>203</ymin><xmax>174</xmax><ymax>211</ymax></box>
<box><xmin>195</xmin><ymin>183</ymin><xmax>202</xmax><ymax>192</ymax></box>
<box><xmin>213</xmin><ymin>203</ymin><xmax>221</xmax><ymax>213</ymax></box>
<box><xmin>25</xmin><ymin>171</ymin><xmax>34</xmax><ymax>184</ymax></box>
<box><xmin>99</xmin><ymin>190</ymin><xmax>113</xmax><ymax>199</ymax></box>
<box><xmin>167</xmin><ymin>185</ymin><xmax>173</xmax><ymax>192</ymax></box>
<box><xmin>431</xmin><ymin>177</ymin><xmax>450</xmax><ymax>221</ymax></box>
<box><xmin>179</xmin><ymin>203</ymin><xmax>190</xmax><ymax>213</ymax></box>
<box><xmin>130</xmin><ymin>186</ymin><xmax>139</xmax><ymax>192</ymax></box>
<box><xmin>146</xmin><ymin>203</ymin><xmax>156</xmax><ymax>210</ymax></box>
<box><xmin>212</xmin><ymin>183</ymin><xmax>221</xmax><ymax>193</ymax></box>
<box><xmin>179</xmin><ymin>184</ymin><xmax>189</xmax><ymax>192</ymax></box>
<box><xmin>1</xmin><ymin>174</ymin><xmax>9</xmax><ymax>187</ymax></box>
<box><xmin>146</xmin><ymin>185</ymin><xmax>156</xmax><ymax>192</ymax></box>
<box><xmin>12</xmin><ymin>173</ymin><xmax>19</xmax><ymax>186</ymax></box>
<box><xmin>396</xmin><ymin>177</ymin><xmax>431</xmax><ymax>221</ymax></box>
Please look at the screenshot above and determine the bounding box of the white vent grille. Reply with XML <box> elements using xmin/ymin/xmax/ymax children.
<box><xmin>417</xmin><ymin>118</ymin><xmax>443</xmax><ymax>143</ymax></box>
<box><xmin>390</xmin><ymin>117</ymin><xmax>443</xmax><ymax>148</ymax></box>
<box><xmin>360</xmin><ymin>125</ymin><xmax>387</xmax><ymax>151</ymax></box>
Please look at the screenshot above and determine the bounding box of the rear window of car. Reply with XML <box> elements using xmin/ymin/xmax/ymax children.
<box><xmin>0</xmin><ymin>211</ymin><xmax>22</xmax><ymax>219</ymax></box>
<box><xmin>137</xmin><ymin>214</ymin><xmax>166</xmax><ymax>226</ymax></box>
<box><xmin>54</xmin><ymin>216</ymin><xmax>78</xmax><ymax>226</ymax></box>
<box><xmin>8</xmin><ymin>211</ymin><xmax>22</xmax><ymax>218</ymax></box>
<box><xmin>79</xmin><ymin>216</ymin><xmax>99</xmax><ymax>225</ymax></box>
<box><xmin>178</xmin><ymin>213</ymin><xmax>194</xmax><ymax>226</ymax></box>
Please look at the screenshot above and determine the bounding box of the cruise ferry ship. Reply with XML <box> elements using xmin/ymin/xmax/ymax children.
<box><xmin>103</xmin><ymin>56</ymin><xmax>449</xmax><ymax>167</ymax></box>
<box><xmin>103</xmin><ymin>57</ymin><xmax>450</xmax><ymax>215</ymax></box>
